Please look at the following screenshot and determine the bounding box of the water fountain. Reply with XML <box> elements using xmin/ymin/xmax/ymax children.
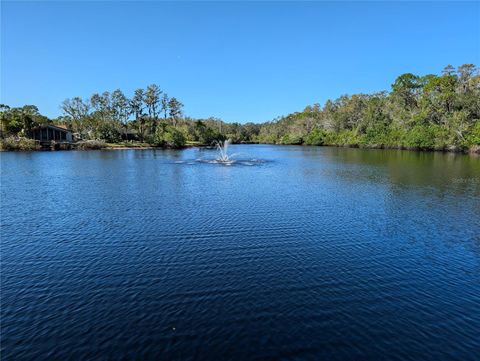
<box><xmin>174</xmin><ymin>138</ymin><xmax>265</xmax><ymax>166</ymax></box>
<box><xmin>214</xmin><ymin>139</ymin><xmax>233</xmax><ymax>164</ymax></box>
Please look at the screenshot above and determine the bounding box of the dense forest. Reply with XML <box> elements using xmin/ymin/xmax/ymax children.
<box><xmin>255</xmin><ymin>64</ymin><xmax>480</xmax><ymax>152</ymax></box>
<box><xmin>255</xmin><ymin>64</ymin><xmax>480</xmax><ymax>150</ymax></box>
<box><xmin>1</xmin><ymin>64</ymin><xmax>479</xmax><ymax>152</ymax></box>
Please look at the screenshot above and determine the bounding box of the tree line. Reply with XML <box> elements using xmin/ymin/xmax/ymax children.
<box><xmin>1</xmin><ymin>64</ymin><xmax>479</xmax><ymax>152</ymax></box>
<box><xmin>0</xmin><ymin>84</ymin><xmax>261</xmax><ymax>148</ymax></box>
<box><xmin>253</xmin><ymin>64</ymin><xmax>480</xmax><ymax>152</ymax></box>
<box><xmin>60</xmin><ymin>85</ymin><xmax>185</xmax><ymax>146</ymax></box>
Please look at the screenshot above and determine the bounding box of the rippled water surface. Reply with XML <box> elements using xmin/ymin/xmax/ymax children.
<box><xmin>1</xmin><ymin>145</ymin><xmax>480</xmax><ymax>360</ymax></box>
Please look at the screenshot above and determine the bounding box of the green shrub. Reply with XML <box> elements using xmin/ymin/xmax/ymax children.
<box><xmin>304</xmin><ymin>129</ymin><xmax>327</xmax><ymax>145</ymax></box>
<box><xmin>363</xmin><ymin>125</ymin><xmax>390</xmax><ymax>146</ymax></box>
<box><xmin>280</xmin><ymin>134</ymin><xmax>303</xmax><ymax>145</ymax></box>
<box><xmin>0</xmin><ymin>137</ymin><xmax>40</xmax><ymax>151</ymax></box>
<box><xmin>403</xmin><ymin>125</ymin><xmax>437</xmax><ymax>149</ymax></box>
<box><xmin>95</xmin><ymin>124</ymin><xmax>122</xmax><ymax>143</ymax></box>
<box><xmin>465</xmin><ymin>121</ymin><xmax>480</xmax><ymax>146</ymax></box>
<box><xmin>432</xmin><ymin>125</ymin><xmax>452</xmax><ymax>150</ymax></box>
<box><xmin>255</xmin><ymin>134</ymin><xmax>278</xmax><ymax>144</ymax></box>
<box><xmin>334</xmin><ymin>130</ymin><xmax>363</xmax><ymax>146</ymax></box>
<box><xmin>189</xmin><ymin>122</ymin><xmax>224</xmax><ymax>145</ymax></box>
<box><xmin>153</xmin><ymin>124</ymin><xmax>186</xmax><ymax>148</ymax></box>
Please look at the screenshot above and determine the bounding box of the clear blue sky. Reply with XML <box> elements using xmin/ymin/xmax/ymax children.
<box><xmin>1</xmin><ymin>1</ymin><xmax>479</xmax><ymax>123</ymax></box>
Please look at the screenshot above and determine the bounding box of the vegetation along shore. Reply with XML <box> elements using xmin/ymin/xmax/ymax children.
<box><xmin>1</xmin><ymin>64</ymin><xmax>479</xmax><ymax>153</ymax></box>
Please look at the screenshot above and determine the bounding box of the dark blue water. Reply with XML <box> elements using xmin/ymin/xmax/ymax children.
<box><xmin>1</xmin><ymin>145</ymin><xmax>480</xmax><ymax>360</ymax></box>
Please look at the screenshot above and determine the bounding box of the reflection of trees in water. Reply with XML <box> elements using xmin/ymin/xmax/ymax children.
<box><xmin>314</xmin><ymin>147</ymin><xmax>480</xmax><ymax>195</ymax></box>
<box><xmin>376</xmin><ymin>151</ymin><xmax>480</xmax><ymax>260</ymax></box>
<box><xmin>299</xmin><ymin>146</ymin><xmax>480</xmax><ymax>259</ymax></box>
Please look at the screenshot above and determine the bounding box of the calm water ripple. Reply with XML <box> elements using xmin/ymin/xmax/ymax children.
<box><xmin>1</xmin><ymin>145</ymin><xmax>480</xmax><ymax>360</ymax></box>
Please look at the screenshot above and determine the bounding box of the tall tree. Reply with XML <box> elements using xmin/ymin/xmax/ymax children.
<box><xmin>61</xmin><ymin>97</ymin><xmax>90</xmax><ymax>133</ymax></box>
<box><xmin>145</xmin><ymin>84</ymin><xmax>162</xmax><ymax>134</ymax></box>
<box><xmin>111</xmin><ymin>89</ymin><xmax>131</xmax><ymax>139</ymax></box>
<box><xmin>161</xmin><ymin>93</ymin><xmax>169</xmax><ymax>119</ymax></box>
<box><xmin>90</xmin><ymin>91</ymin><xmax>112</xmax><ymax>122</ymax></box>
<box><xmin>168</xmin><ymin>97</ymin><xmax>183</xmax><ymax>127</ymax></box>
<box><xmin>391</xmin><ymin>73</ymin><xmax>421</xmax><ymax>108</ymax></box>
<box><xmin>442</xmin><ymin>64</ymin><xmax>456</xmax><ymax>76</ymax></box>
<box><xmin>0</xmin><ymin>105</ymin><xmax>41</xmax><ymax>136</ymax></box>
<box><xmin>130</xmin><ymin>89</ymin><xmax>146</xmax><ymax>141</ymax></box>
<box><xmin>130</xmin><ymin>89</ymin><xmax>145</xmax><ymax>120</ymax></box>
<box><xmin>0</xmin><ymin>104</ymin><xmax>11</xmax><ymax>136</ymax></box>
<box><xmin>457</xmin><ymin>64</ymin><xmax>477</xmax><ymax>93</ymax></box>
<box><xmin>145</xmin><ymin>84</ymin><xmax>161</xmax><ymax>119</ymax></box>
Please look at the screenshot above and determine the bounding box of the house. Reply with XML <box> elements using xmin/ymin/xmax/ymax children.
<box><xmin>30</xmin><ymin>124</ymin><xmax>73</xmax><ymax>142</ymax></box>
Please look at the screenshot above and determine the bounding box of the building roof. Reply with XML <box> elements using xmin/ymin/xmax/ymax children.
<box><xmin>34</xmin><ymin>124</ymin><xmax>72</xmax><ymax>132</ymax></box>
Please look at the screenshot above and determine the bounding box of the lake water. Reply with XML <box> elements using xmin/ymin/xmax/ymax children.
<box><xmin>1</xmin><ymin>145</ymin><xmax>479</xmax><ymax>360</ymax></box>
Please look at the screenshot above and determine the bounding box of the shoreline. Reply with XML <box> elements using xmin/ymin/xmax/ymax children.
<box><xmin>277</xmin><ymin>142</ymin><xmax>480</xmax><ymax>155</ymax></box>
<box><xmin>1</xmin><ymin>142</ymin><xmax>479</xmax><ymax>155</ymax></box>
<box><xmin>105</xmin><ymin>143</ymin><xmax>480</xmax><ymax>155</ymax></box>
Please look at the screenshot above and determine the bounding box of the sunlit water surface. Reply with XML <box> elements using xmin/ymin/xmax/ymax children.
<box><xmin>1</xmin><ymin>145</ymin><xmax>480</xmax><ymax>360</ymax></box>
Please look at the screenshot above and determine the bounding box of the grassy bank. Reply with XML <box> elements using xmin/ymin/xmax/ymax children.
<box><xmin>105</xmin><ymin>142</ymin><xmax>153</xmax><ymax>149</ymax></box>
<box><xmin>0</xmin><ymin>139</ymin><xmax>201</xmax><ymax>152</ymax></box>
